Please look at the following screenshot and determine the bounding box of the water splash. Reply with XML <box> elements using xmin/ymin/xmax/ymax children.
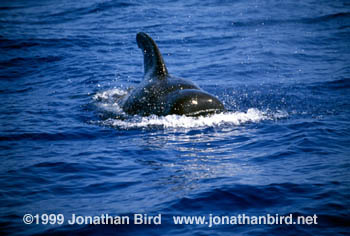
<box><xmin>93</xmin><ymin>88</ymin><xmax>128</xmax><ymax>101</ymax></box>
<box><xmin>93</xmin><ymin>88</ymin><xmax>128</xmax><ymax>115</ymax></box>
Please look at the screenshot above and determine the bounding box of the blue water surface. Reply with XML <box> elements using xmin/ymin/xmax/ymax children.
<box><xmin>0</xmin><ymin>0</ymin><xmax>349</xmax><ymax>235</ymax></box>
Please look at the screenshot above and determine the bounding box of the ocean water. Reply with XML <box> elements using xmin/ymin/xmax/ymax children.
<box><xmin>0</xmin><ymin>0</ymin><xmax>349</xmax><ymax>235</ymax></box>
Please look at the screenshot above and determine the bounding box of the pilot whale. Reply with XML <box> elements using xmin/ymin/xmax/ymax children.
<box><xmin>121</xmin><ymin>32</ymin><xmax>225</xmax><ymax>116</ymax></box>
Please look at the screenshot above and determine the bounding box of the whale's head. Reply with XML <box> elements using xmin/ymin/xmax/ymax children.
<box><xmin>166</xmin><ymin>89</ymin><xmax>225</xmax><ymax>116</ymax></box>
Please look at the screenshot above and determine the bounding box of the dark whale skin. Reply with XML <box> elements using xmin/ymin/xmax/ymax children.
<box><xmin>121</xmin><ymin>32</ymin><xmax>225</xmax><ymax>117</ymax></box>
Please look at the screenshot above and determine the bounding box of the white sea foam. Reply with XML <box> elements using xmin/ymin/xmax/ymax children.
<box><xmin>100</xmin><ymin>108</ymin><xmax>286</xmax><ymax>129</ymax></box>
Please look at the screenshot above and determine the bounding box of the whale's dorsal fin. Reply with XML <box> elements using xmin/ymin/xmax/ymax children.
<box><xmin>136</xmin><ymin>32</ymin><xmax>168</xmax><ymax>79</ymax></box>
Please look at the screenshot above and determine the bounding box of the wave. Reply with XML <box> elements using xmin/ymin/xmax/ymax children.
<box><xmin>0</xmin><ymin>1</ymin><xmax>138</xmax><ymax>25</ymax></box>
<box><xmin>25</xmin><ymin>1</ymin><xmax>139</xmax><ymax>25</ymax></box>
<box><xmin>0</xmin><ymin>37</ymin><xmax>78</xmax><ymax>50</ymax></box>
<box><xmin>318</xmin><ymin>78</ymin><xmax>350</xmax><ymax>90</ymax></box>
<box><xmin>303</xmin><ymin>12</ymin><xmax>350</xmax><ymax>24</ymax></box>
<box><xmin>32</xmin><ymin>182</ymin><xmax>349</xmax><ymax>236</ymax></box>
<box><xmin>0</xmin><ymin>129</ymin><xmax>115</xmax><ymax>142</ymax></box>
<box><xmin>0</xmin><ymin>56</ymin><xmax>62</xmax><ymax>68</ymax></box>
<box><xmin>230</xmin><ymin>12</ymin><xmax>350</xmax><ymax>28</ymax></box>
<box><xmin>0</xmin><ymin>55</ymin><xmax>63</xmax><ymax>80</ymax></box>
<box><xmin>47</xmin><ymin>1</ymin><xmax>137</xmax><ymax>18</ymax></box>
